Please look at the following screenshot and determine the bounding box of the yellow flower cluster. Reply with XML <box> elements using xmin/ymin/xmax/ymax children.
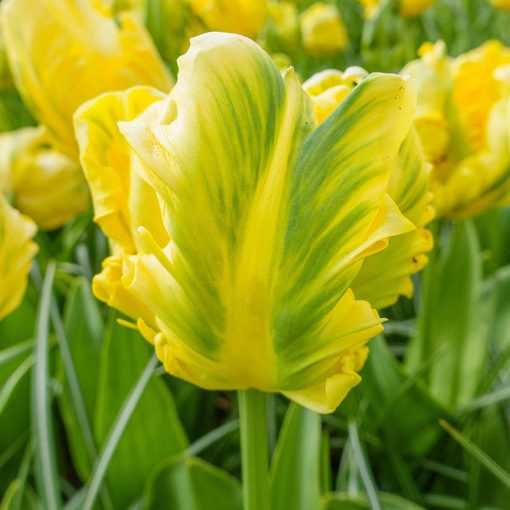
<box><xmin>360</xmin><ymin>0</ymin><xmax>436</xmax><ymax>18</ymax></box>
<box><xmin>404</xmin><ymin>40</ymin><xmax>510</xmax><ymax>218</ymax></box>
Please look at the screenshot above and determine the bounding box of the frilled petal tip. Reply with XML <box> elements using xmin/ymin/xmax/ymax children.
<box><xmin>283</xmin><ymin>346</ymin><xmax>369</xmax><ymax>414</ymax></box>
<box><xmin>93</xmin><ymin>255</ymin><xmax>158</xmax><ymax>333</ymax></box>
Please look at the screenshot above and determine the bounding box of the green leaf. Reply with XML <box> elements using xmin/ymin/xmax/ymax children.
<box><xmin>439</xmin><ymin>420</ymin><xmax>510</xmax><ymax>490</ymax></box>
<box><xmin>90</xmin><ymin>316</ymin><xmax>187</xmax><ymax>509</ymax></box>
<box><xmin>270</xmin><ymin>402</ymin><xmax>322</xmax><ymax>510</ymax></box>
<box><xmin>0</xmin><ymin>480</ymin><xmax>43</xmax><ymax>510</ymax></box>
<box><xmin>348</xmin><ymin>420</ymin><xmax>382</xmax><ymax>510</ymax></box>
<box><xmin>143</xmin><ymin>456</ymin><xmax>242</xmax><ymax>510</ymax></box>
<box><xmin>32</xmin><ymin>261</ymin><xmax>61</xmax><ymax>510</ymax></box>
<box><xmin>324</xmin><ymin>492</ymin><xmax>426</xmax><ymax>510</ymax></box>
<box><xmin>58</xmin><ymin>277</ymin><xmax>103</xmax><ymax>480</ymax></box>
<box><xmin>406</xmin><ymin>220</ymin><xmax>485</xmax><ymax>408</ymax></box>
<box><xmin>361</xmin><ymin>337</ymin><xmax>445</xmax><ymax>457</ymax></box>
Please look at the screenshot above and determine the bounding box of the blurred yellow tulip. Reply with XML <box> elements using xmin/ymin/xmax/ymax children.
<box><xmin>0</xmin><ymin>127</ymin><xmax>89</xmax><ymax>230</ymax></box>
<box><xmin>187</xmin><ymin>0</ymin><xmax>267</xmax><ymax>38</ymax></box>
<box><xmin>1</xmin><ymin>0</ymin><xmax>173</xmax><ymax>159</ymax></box>
<box><xmin>304</xmin><ymin>67</ymin><xmax>434</xmax><ymax>309</ymax></box>
<box><xmin>0</xmin><ymin>193</ymin><xmax>37</xmax><ymax>321</ymax></box>
<box><xmin>300</xmin><ymin>2</ymin><xmax>348</xmax><ymax>56</ymax></box>
<box><xmin>403</xmin><ymin>40</ymin><xmax>510</xmax><ymax>218</ymax></box>
<box><xmin>359</xmin><ymin>0</ymin><xmax>435</xmax><ymax>18</ymax></box>
<box><xmin>491</xmin><ymin>0</ymin><xmax>510</xmax><ymax>10</ymax></box>
<box><xmin>76</xmin><ymin>33</ymin><xmax>418</xmax><ymax>413</ymax></box>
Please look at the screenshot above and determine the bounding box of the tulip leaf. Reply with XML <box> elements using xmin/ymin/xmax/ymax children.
<box><xmin>143</xmin><ymin>456</ymin><xmax>242</xmax><ymax>510</ymax></box>
<box><xmin>32</xmin><ymin>261</ymin><xmax>61</xmax><ymax>510</ymax></box>
<box><xmin>270</xmin><ymin>402</ymin><xmax>322</xmax><ymax>510</ymax></box>
<box><xmin>92</xmin><ymin>316</ymin><xmax>187</xmax><ymax>509</ymax></box>
<box><xmin>324</xmin><ymin>492</ymin><xmax>426</xmax><ymax>510</ymax></box>
<box><xmin>361</xmin><ymin>336</ymin><xmax>445</xmax><ymax>457</ymax></box>
<box><xmin>57</xmin><ymin>278</ymin><xmax>104</xmax><ymax>484</ymax></box>
<box><xmin>406</xmin><ymin>220</ymin><xmax>485</xmax><ymax>408</ymax></box>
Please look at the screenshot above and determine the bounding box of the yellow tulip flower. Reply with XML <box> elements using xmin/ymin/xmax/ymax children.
<box><xmin>304</xmin><ymin>68</ymin><xmax>434</xmax><ymax>309</ymax></box>
<box><xmin>400</xmin><ymin>0</ymin><xmax>435</xmax><ymax>17</ymax></box>
<box><xmin>403</xmin><ymin>40</ymin><xmax>510</xmax><ymax>218</ymax></box>
<box><xmin>188</xmin><ymin>0</ymin><xmax>267</xmax><ymax>38</ymax></box>
<box><xmin>264</xmin><ymin>1</ymin><xmax>300</xmax><ymax>53</ymax></box>
<box><xmin>75</xmin><ymin>33</ymin><xmax>417</xmax><ymax>413</ymax></box>
<box><xmin>0</xmin><ymin>194</ymin><xmax>37</xmax><ymax>321</ymax></box>
<box><xmin>491</xmin><ymin>0</ymin><xmax>510</xmax><ymax>10</ymax></box>
<box><xmin>0</xmin><ymin>127</ymin><xmax>89</xmax><ymax>230</ymax></box>
<box><xmin>300</xmin><ymin>3</ymin><xmax>348</xmax><ymax>57</ymax></box>
<box><xmin>1</xmin><ymin>0</ymin><xmax>173</xmax><ymax>160</ymax></box>
<box><xmin>359</xmin><ymin>0</ymin><xmax>435</xmax><ymax>18</ymax></box>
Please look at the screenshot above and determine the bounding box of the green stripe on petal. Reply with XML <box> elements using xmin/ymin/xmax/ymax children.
<box><xmin>118</xmin><ymin>33</ymin><xmax>417</xmax><ymax>410</ymax></box>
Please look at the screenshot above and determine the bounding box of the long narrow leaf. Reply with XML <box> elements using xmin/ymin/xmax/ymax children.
<box><xmin>81</xmin><ymin>354</ymin><xmax>159</xmax><ymax>510</ymax></box>
<box><xmin>348</xmin><ymin>420</ymin><xmax>382</xmax><ymax>510</ymax></box>
<box><xmin>439</xmin><ymin>419</ymin><xmax>510</xmax><ymax>489</ymax></box>
<box><xmin>32</xmin><ymin>261</ymin><xmax>61</xmax><ymax>510</ymax></box>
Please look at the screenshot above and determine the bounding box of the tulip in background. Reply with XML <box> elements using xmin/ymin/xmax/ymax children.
<box><xmin>300</xmin><ymin>2</ymin><xmax>347</xmax><ymax>56</ymax></box>
<box><xmin>303</xmin><ymin>67</ymin><xmax>434</xmax><ymax>309</ymax></box>
<box><xmin>0</xmin><ymin>193</ymin><xmax>37</xmax><ymax>320</ymax></box>
<box><xmin>404</xmin><ymin>40</ymin><xmax>510</xmax><ymax>218</ymax></box>
<box><xmin>360</xmin><ymin>0</ymin><xmax>436</xmax><ymax>18</ymax></box>
<box><xmin>1</xmin><ymin>0</ymin><xmax>173</xmax><ymax>159</ymax></box>
<box><xmin>0</xmin><ymin>127</ymin><xmax>89</xmax><ymax>230</ymax></box>
<box><xmin>491</xmin><ymin>0</ymin><xmax>510</xmax><ymax>10</ymax></box>
<box><xmin>187</xmin><ymin>0</ymin><xmax>267</xmax><ymax>38</ymax></box>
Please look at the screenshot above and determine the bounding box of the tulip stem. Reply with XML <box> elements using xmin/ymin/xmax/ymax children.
<box><xmin>238</xmin><ymin>389</ymin><xmax>270</xmax><ymax>510</ymax></box>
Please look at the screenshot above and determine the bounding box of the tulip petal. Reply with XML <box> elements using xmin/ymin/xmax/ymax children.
<box><xmin>0</xmin><ymin>194</ymin><xmax>37</xmax><ymax>320</ymax></box>
<box><xmin>352</xmin><ymin>129</ymin><xmax>435</xmax><ymax>308</ymax></box>
<box><xmin>74</xmin><ymin>86</ymin><xmax>169</xmax><ymax>253</ymax></box>
<box><xmin>117</xmin><ymin>33</ymin><xmax>415</xmax><ymax>410</ymax></box>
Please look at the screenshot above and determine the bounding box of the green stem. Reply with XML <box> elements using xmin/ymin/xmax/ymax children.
<box><xmin>238</xmin><ymin>390</ymin><xmax>270</xmax><ymax>510</ymax></box>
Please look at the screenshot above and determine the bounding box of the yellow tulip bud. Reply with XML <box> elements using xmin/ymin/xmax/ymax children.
<box><xmin>188</xmin><ymin>0</ymin><xmax>267</xmax><ymax>38</ymax></box>
<box><xmin>359</xmin><ymin>0</ymin><xmax>435</xmax><ymax>18</ymax></box>
<box><xmin>300</xmin><ymin>3</ymin><xmax>348</xmax><ymax>57</ymax></box>
<box><xmin>403</xmin><ymin>40</ymin><xmax>510</xmax><ymax>218</ymax></box>
<box><xmin>0</xmin><ymin>194</ymin><xmax>37</xmax><ymax>321</ymax></box>
<box><xmin>399</xmin><ymin>0</ymin><xmax>435</xmax><ymax>17</ymax></box>
<box><xmin>0</xmin><ymin>127</ymin><xmax>89</xmax><ymax>230</ymax></box>
<box><xmin>491</xmin><ymin>0</ymin><xmax>510</xmax><ymax>10</ymax></box>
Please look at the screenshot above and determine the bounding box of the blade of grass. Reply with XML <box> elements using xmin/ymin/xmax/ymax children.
<box><xmin>50</xmin><ymin>291</ymin><xmax>113</xmax><ymax>510</ymax></box>
<box><xmin>81</xmin><ymin>354</ymin><xmax>159</xmax><ymax>510</ymax></box>
<box><xmin>0</xmin><ymin>340</ymin><xmax>32</xmax><ymax>368</ymax></box>
<box><xmin>348</xmin><ymin>420</ymin><xmax>382</xmax><ymax>510</ymax></box>
<box><xmin>0</xmin><ymin>354</ymin><xmax>33</xmax><ymax>414</ymax></box>
<box><xmin>10</xmin><ymin>442</ymin><xmax>34</xmax><ymax>510</ymax></box>
<box><xmin>456</xmin><ymin>386</ymin><xmax>510</xmax><ymax>414</ymax></box>
<box><xmin>187</xmin><ymin>420</ymin><xmax>239</xmax><ymax>457</ymax></box>
<box><xmin>32</xmin><ymin>260</ymin><xmax>62</xmax><ymax>510</ymax></box>
<box><xmin>439</xmin><ymin>419</ymin><xmax>510</xmax><ymax>489</ymax></box>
